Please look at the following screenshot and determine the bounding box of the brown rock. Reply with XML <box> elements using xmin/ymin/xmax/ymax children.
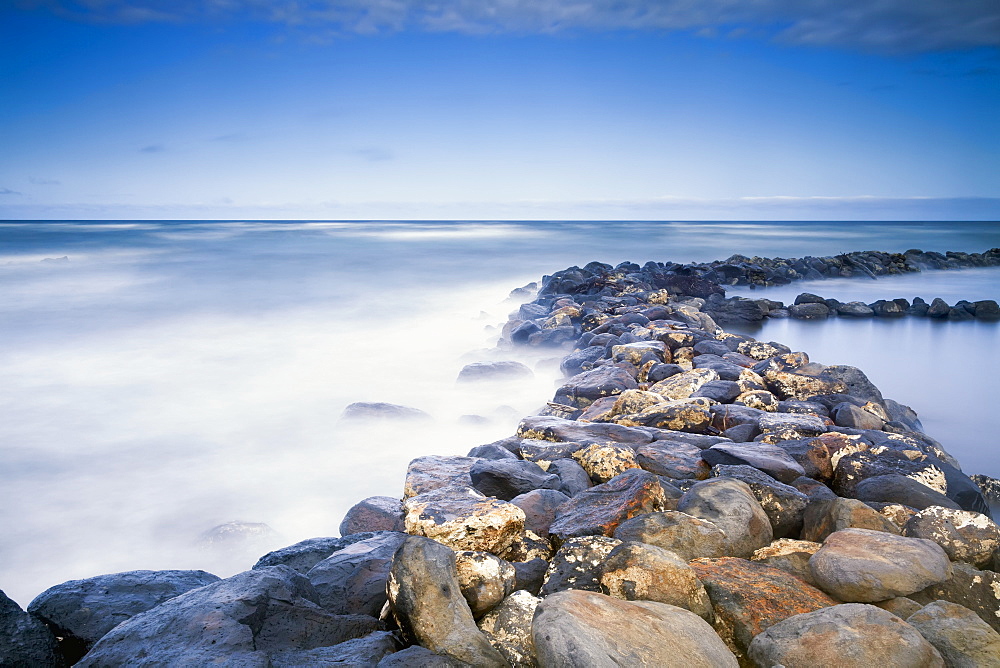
<box><xmin>598</xmin><ymin>542</ymin><xmax>713</xmax><ymax>620</ymax></box>
<box><xmin>453</xmin><ymin>552</ymin><xmax>516</xmax><ymax>619</ymax></box>
<box><xmin>403</xmin><ymin>456</ymin><xmax>478</xmax><ymax>498</ymax></box>
<box><xmin>403</xmin><ymin>486</ymin><xmax>526</xmax><ymax>554</ymax></box>
<box><xmin>571</xmin><ymin>443</ymin><xmax>639</xmax><ymax>484</ymax></box>
<box><xmin>677</xmin><ymin>478</ymin><xmax>773</xmax><ymax>558</ymax></box>
<box><xmin>800</xmin><ymin>497</ymin><xmax>901</xmax><ymax>543</ymax></box>
<box><xmin>903</xmin><ymin>506</ymin><xmax>1000</xmax><ymax>569</ymax></box>
<box><xmin>548</xmin><ymin>469</ymin><xmax>665</xmax><ymax>544</ymax></box>
<box><xmin>751</xmin><ymin>538</ymin><xmax>822</xmax><ymax>586</ymax></box>
<box><xmin>613</xmin><ymin>510</ymin><xmax>728</xmax><ymax>561</ymax></box>
<box><xmin>635</xmin><ymin>440</ymin><xmax>710</xmax><ymax>481</ymax></box>
<box><xmin>906</xmin><ymin>600</ymin><xmax>1000</xmax><ymax>666</ymax></box>
<box><xmin>909</xmin><ymin>563</ymin><xmax>1000</xmax><ymax>633</ymax></box>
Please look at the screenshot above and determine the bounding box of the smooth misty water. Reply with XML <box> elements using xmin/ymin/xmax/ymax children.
<box><xmin>0</xmin><ymin>220</ymin><xmax>998</xmax><ymax>606</ymax></box>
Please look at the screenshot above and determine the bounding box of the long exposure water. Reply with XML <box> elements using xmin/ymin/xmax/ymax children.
<box><xmin>1</xmin><ymin>220</ymin><xmax>998</xmax><ymax>605</ymax></box>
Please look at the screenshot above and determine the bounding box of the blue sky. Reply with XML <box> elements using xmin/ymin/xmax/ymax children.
<box><xmin>1</xmin><ymin>1</ymin><xmax>998</xmax><ymax>220</ymax></box>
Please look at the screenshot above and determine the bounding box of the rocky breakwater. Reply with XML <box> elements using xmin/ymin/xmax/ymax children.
<box><xmin>5</xmin><ymin>253</ymin><xmax>1000</xmax><ymax>666</ymax></box>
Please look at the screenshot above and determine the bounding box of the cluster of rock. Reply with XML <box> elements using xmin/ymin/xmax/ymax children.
<box><xmin>772</xmin><ymin>292</ymin><xmax>1000</xmax><ymax>321</ymax></box>
<box><xmin>4</xmin><ymin>251</ymin><xmax>1000</xmax><ymax>666</ymax></box>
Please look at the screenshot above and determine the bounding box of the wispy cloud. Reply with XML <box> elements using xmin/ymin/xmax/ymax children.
<box><xmin>0</xmin><ymin>188</ymin><xmax>22</xmax><ymax>196</ymax></box>
<box><xmin>139</xmin><ymin>144</ymin><xmax>165</xmax><ymax>153</ymax></box>
<box><xmin>29</xmin><ymin>177</ymin><xmax>61</xmax><ymax>185</ymax></box>
<box><xmin>210</xmin><ymin>133</ymin><xmax>249</xmax><ymax>143</ymax></box>
<box><xmin>24</xmin><ymin>1</ymin><xmax>1000</xmax><ymax>53</ymax></box>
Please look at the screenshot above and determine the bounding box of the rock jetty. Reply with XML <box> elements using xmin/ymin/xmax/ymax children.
<box><xmin>3</xmin><ymin>250</ymin><xmax>1000</xmax><ymax>666</ymax></box>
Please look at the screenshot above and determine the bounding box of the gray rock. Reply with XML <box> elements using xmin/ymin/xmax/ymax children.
<box><xmin>831</xmin><ymin>402</ymin><xmax>886</xmax><ymax>430</ymax></box>
<box><xmin>342</xmin><ymin>402</ymin><xmax>431</xmax><ymax>421</ymax></box>
<box><xmin>340</xmin><ymin>497</ymin><xmax>406</xmax><ymax>535</ymax></box>
<box><xmin>306</xmin><ymin>532</ymin><xmax>408</xmax><ymax>616</ymax></box>
<box><xmin>789</xmin><ymin>303</ymin><xmax>830</xmax><ymax>319</ymax></box>
<box><xmin>747</xmin><ymin>603</ymin><xmax>944</xmax><ymax>667</ymax></box>
<box><xmin>906</xmin><ymin>600</ymin><xmax>1000</xmax><ymax>667</ymax></box>
<box><xmin>548</xmin><ymin>469</ymin><xmax>666</xmax><ymax>544</ymax></box>
<box><xmin>467</xmin><ymin>443</ymin><xmax>521</xmax><ymax>460</ymax></box>
<box><xmin>77</xmin><ymin>566</ymin><xmax>383</xmax><ymax>667</ymax></box>
<box><xmin>635</xmin><ymin>440</ymin><xmax>708</xmax><ymax>480</ymax></box>
<box><xmin>613</xmin><ymin>510</ymin><xmax>727</xmax><ymax>561</ymax></box>
<box><xmin>477</xmin><ymin>590</ymin><xmax>540</xmax><ymax>667</ymax></box>
<box><xmin>254</xmin><ymin>533</ymin><xmax>383</xmax><ymax>573</ymax></box>
<box><xmin>710</xmin><ymin>464</ymin><xmax>809</xmax><ymax>538</ymax></box>
<box><xmin>269</xmin><ymin>631</ymin><xmax>401</xmax><ymax>667</ymax></box>
<box><xmin>554</xmin><ymin>366</ymin><xmax>639</xmax><ymax>407</ymax></box>
<box><xmin>800</xmin><ymin>497</ymin><xmax>901</xmax><ymax>543</ymax></box>
<box><xmin>547</xmin><ymin>458</ymin><xmax>593</xmax><ymax>496</ymax></box>
<box><xmin>701</xmin><ymin>443</ymin><xmax>806</xmax><ymax>483</ymax></box>
<box><xmin>403</xmin><ymin>455</ymin><xmax>478</xmax><ymax>498</ymax></box>
<box><xmin>838</xmin><ymin>301</ymin><xmax>875</xmax><ymax>317</ymax></box>
<box><xmin>855</xmin><ymin>474</ymin><xmax>961</xmax><ymax>511</ymax></box>
<box><xmin>386</xmin><ymin>536</ymin><xmax>506</xmax><ymax>666</ymax></box>
<box><xmin>750</xmin><ymin>539</ymin><xmax>822</xmax><ymax>585</ymax></box>
<box><xmin>824</xmin><ymin>365</ymin><xmax>885</xmax><ymax>403</ymax></box>
<box><xmin>874</xmin><ymin>596</ymin><xmax>924</xmax><ymax>619</ymax></box>
<box><xmin>810</xmin><ymin>528</ymin><xmax>953</xmax><ymax>602</ymax></box>
<box><xmin>513</xmin><ymin>558</ymin><xmax>548</xmax><ymax>596</ymax></box>
<box><xmin>510</xmin><ymin>489</ymin><xmax>570</xmax><ymax>536</ymax></box>
<box><xmin>0</xmin><ymin>589</ymin><xmax>62</xmax><ymax>668</ymax></box>
<box><xmin>540</xmin><ymin>536</ymin><xmax>622</xmax><ymax>596</ymax></box>
<box><xmin>910</xmin><ymin>563</ymin><xmax>1000</xmax><ymax>633</ymax></box>
<box><xmin>531</xmin><ymin>590</ymin><xmax>738</xmax><ymax>667</ymax></box>
<box><xmin>677</xmin><ymin>478</ymin><xmax>773</xmax><ymax>558</ymax></box>
<box><xmin>28</xmin><ymin>569</ymin><xmax>220</xmax><ymax>663</ymax></box>
<box><xmin>453</xmin><ymin>551</ymin><xmax>516</xmax><ymax>619</ymax></box>
<box><xmin>470</xmin><ymin>459</ymin><xmax>561</xmax><ymax>501</ymax></box>
<box><xmin>598</xmin><ymin>542</ymin><xmax>714</xmax><ymax>620</ymax></box>
<box><xmin>457</xmin><ymin>361</ymin><xmax>534</xmax><ymax>383</ymax></box>
<box><xmin>903</xmin><ymin>506</ymin><xmax>1000</xmax><ymax>569</ymax></box>
<box><xmin>402</xmin><ymin>486</ymin><xmax>526</xmax><ymax>554</ymax></box>
<box><xmin>516</xmin><ymin>415</ymin><xmax>653</xmax><ymax>446</ymax></box>
<box><xmin>376</xmin><ymin>645</ymin><xmax>468</xmax><ymax>667</ymax></box>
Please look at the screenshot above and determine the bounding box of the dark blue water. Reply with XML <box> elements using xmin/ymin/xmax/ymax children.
<box><xmin>0</xmin><ymin>219</ymin><xmax>997</xmax><ymax>605</ymax></box>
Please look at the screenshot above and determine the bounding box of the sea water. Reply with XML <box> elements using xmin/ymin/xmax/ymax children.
<box><xmin>0</xmin><ymin>220</ymin><xmax>997</xmax><ymax>605</ymax></box>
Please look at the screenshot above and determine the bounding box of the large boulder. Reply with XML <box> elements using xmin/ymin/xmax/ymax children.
<box><xmin>635</xmin><ymin>441</ymin><xmax>710</xmax><ymax>480</ymax></box>
<box><xmin>909</xmin><ymin>563</ymin><xmax>1000</xmax><ymax>633</ymax></box>
<box><xmin>710</xmin><ymin>464</ymin><xmax>809</xmax><ymax>538</ymax></box>
<box><xmin>677</xmin><ymin>478</ymin><xmax>773</xmax><ymax>558</ymax></box>
<box><xmin>270</xmin><ymin>631</ymin><xmax>400</xmax><ymax>667</ymax></box>
<box><xmin>613</xmin><ymin>510</ymin><xmax>727</xmax><ymax>561</ymax></box>
<box><xmin>339</xmin><ymin>497</ymin><xmax>406</xmax><ymax>535</ymax></box>
<box><xmin>77</xmin><ymin>566</ymin><xmax>383</xmax><ymax>667</ymax></box>
<box><xmin>28</xmin><ymin>570</ymin><xmax>220</xmax><ymax>664</ymax></box>
<box><xmin>751</xmin><ymin>538</ymin><xmax>822</xmax><ymax>586</ymax></box>
<box><xmin>700</xmin><ymin>443</ymin><xmax>805</xmax><ymax>483</ymax></box>
<box><xmin>510</xmin><ymin>489</ymin><xmax>571</xmax><ymax>536</ymax></box>
<box><xmin>403</xmin><ymin>486</ymin><xmax>526</xmax><ymax>554</ymax></box>
<box><xmin>906</xmin><ymin>600</ymin><xmax>1000</xmax><ymax>666</ymax></box>
<box><xmin>548</xmin><ymin>469</ymin><xmax>666</xmax><ymax>543</ymax></box>
<box><xmin>555</xmin><ymin>366</ymin><xmax>639</xmax><ymax>407</ymax></box>
<box><xmin>341</xmin><ymin>402</ymin><xmax>431</xmax><ymax>422</ymax></box>
<box><xmin>386</xmin><ymin>536</ymin><xmax>506</xmax><ymax>666</ymax></box>
<box><xmin>570</xmin><ymin>442</ymin><xmax>640</xmax><ymax>484</ymax></box>
<box><xmin>809</xmin><ymin>528</ymin><xmax>953</xmax><ymax>602</ymax></box>
<box><xmin>254</xmin><ymin>533</ymin><xmax>383</xmax><ymax>573</ymax></box>
<box><xmin>516</xmin><ymin>416</ymin><xmax>653</xmax><ymax>446</ymax></box>
<box><xmin>903</xmin><ymin>506</ymin><xmax>1000</xmax><ymax>569</ymax></box>
<box><xmin>800</xmin><ymin>497</ymin><xmax>900</xmax><ymax>543</ymax></box>
<box><xmin>598</xmin><ymin>542</ymin><xmax>713</xmax><ymax>620</ymax></box>
<box><xmin>469</xmin><ymin>459</ymin><xmax>561</xmax><ymax>500</ymax></box>
<box><xmin>306</xmin><ymin>532</ymin><xmax>409</xmax><ymax>616</ymax></box>
<box><xmin>648</xmin><ymin>368</ymin><xmax>719</xmax><ymax>400</ymax></box>
<box><xmin>403</xmin><ymin>456</ymin><xmax>478</xmax><ymax>498</ymax></box>
<box><xmin>854</xmin><ymin>474</ymin><xmax>960</xmax><ymax>511</ymax></box>
<box><xmin>746</xmin><ymin>603</ymin><xmax>943</xmax><ymax>667</ymax></box>
<box><xmin>0</xmin><ymin>589</ymin><xmax>62</xmax><ymax>668</ymax></box>
<box><xmin>531</xmin><ymin>590</ymin><xmax>738</xmax><ymax>667</ymax></box>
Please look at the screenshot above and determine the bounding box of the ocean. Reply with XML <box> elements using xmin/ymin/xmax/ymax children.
<box><xmin>1</xmin><ymin>219</ymin><xmax>998</xmax><ymax>606</ymax></box>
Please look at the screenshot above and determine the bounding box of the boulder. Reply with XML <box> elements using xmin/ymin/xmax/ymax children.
<box><xmin>757</xmin><ymin>411</ymin><xmax>827</xmax><ymax>439</ymax></box>
<box><xmin>548</xmin><ymin>469</ymin><xmax>666</xmax><ymax>543</ymax></box>
<box><xmin>903</xmin><ymin>506</ymin><xmax>1000</xmax><ymax>569</ymax></box>
<box><xmin>570</xmin><ymin>443</ymin><xmax>640</xmax><ymax>484</ymax></box>
<box><xmin>677</xmin><ymin>478</ymin><xmax>773</xmax><ymax>558</ymax></box>
<box><xmin>832</xmin><ymin>449</ymin><xmax>946</xmax><ymax>498</ymax></box>
<box><xmin>906</xmin><ymin>600</ymin><xmax>1000</xmax><ymax>666</ymax></box>
<box><xmin>375</xmin><ymin>645</ymin><xmax>467</xmax><ymax>666</ymax></box>
<box><xmin>531</xmin><ymin>590</ymin><xmax>738</xmax><ymax>667</ymax></box>
<box><xmin>453</xmin><ymin>551</ymin><xmax>517</xmax><ymax>619</ymax></box>
<box><xmin>28</xmin><ymin>570</ymin><xmax>220</xmax><ymax>663</ymax></box>
<box><xmin>513</xmin><ymin>559</ymin><xmax>548</xmax><ymax>596</ymax></box>
<box><xmin>516</xmin><ymin>416</ymin><xmax>653</xmax><ymax>446</ymax></box>
<box><xmin>469</xmin><ymin>459</ymin><xmax>561</xmax><ymax>500</ymax></box>
<box><xmin>598</xmin><ymin>542</ymin><xmax>713</xmax><ymax>620</ymax></box>
<box><xmin>254</xmin><ymin>534</ymin><xmax>382</xmax><ymax>573</ymax></box>
<box><xmin>77</xmin><ymin>566</ymin><xmax>383</xmax><ymax>667</ymax></box>
<box><xmin>403</xmin><ymin>456</ymin><xmax>478</xmax><ymax>498</ymax></box>
<box><xmin>457</xmin><ymin>361</ymin><xmax>533</xmax><ymax>383</ymax></box>
<box><xmin>554</xmin><ymin>366</ymin><xmax>639</xmax><ymax>407</ymax></box>
<box><xmin>510</xmin><ymin>489</ymin><xmax>571</xmax><ymax>536</ymax></box>
<box><xmin>838</xmin><ymin>301</ymin><xmax>875</xmax><ymax>317</ymax></box>
<box><xmin>747</xmin><ymin>603</ymin><xmax>944</xmax><ymax>667</ymax></box>
<box><xmin>800</xmin><ymin>497</ymin><xmax>901</xmax><ymax>543</ymax></box>
<box><xmin>773</xmin><ymin>437</ymin><xmax>834</xmax><ymax>481</ymax></box>
<box><xmin>341</xmin><ymin>402</ymin><xmax>431</xmax><ymax>421</ymax></box>
<box><xmin>547</xmin><ymin>458</ymin><xmax>593</xmax><ymax>497</ymax></box>
<box><xmin>750</xmin><ymin>539</ymin><xmax>822</xmax><ymax>586</ymax></box>
<box><xmin>854</xmin><ymin>474</ymin><xmax>961</xmax><ymax>511</ymax></box>
<box><xmin>306</xmin><ymin>532</ymin><xmax>408</xmax><ymax>616</ymax></box>
<box><xmin>635</xmin><ymin>441</ymin><xmax>709</xmax><ymax>480</ymax></box>
<box><xmin>710</xmin><ymin>464</ymin><xmax>809</xmax><ymax>538</ymax></box>
<box><xmin>0</xmin><ymin>589</ymin><xmax>62</xmax><ymax>668</ymax></box>
<box><xmin>612</xmin><ymin>398</ymin><xmax>713</xmax><ymax>433</ymax></box>
<box><xmin>874</xmin><ymin>596</ymin><xmax>924</xmax><ymax>619</ymax></box>
<box><xmin>789</xmin><ymin>302</ymin><xmax>830</xmax><ymax>319</ymax></box>
<box><xmin>540</xmin><ymin>536</ymin><xmax>623</xmax><ymax>596</ymax></box>
<box><xmin>403</xmin><ymin>486</ymin><xmax>526</xmax><ymax>554</ymax></box>
<box><xmin>831</xmin><ymin>403</ymin><xmax>886</xmax><ymax>430</ymax></box>
<box><xmin>910</xmin><ymin>563</ymin><xmax>1000</xmax><ymax>633</ymax></box>
<box><xmin>387</xmin><ymin>536</ymin><xmax>506</xmax><ymax>666</ymax></box>
<box><xmin>270</xmin><ymin>631</ymin><xmax>400</xmax><ymax>667</ymax></box>
<box><xmin>340</xmin><ymin>497</ymin><xmax>406</xmax><ymax>535</ymax></box>
<box><xmin>613</xmin><ymin>510</ymin><xmax>728</xmax><ymax>561</ymax></box>
<box><xmin>763</xmin><ymin>369</ymin><xmax>848</xmax><ymax>401</ymax></box>
<box><xmin>809</xmin><ymin>528</ymin><xmax>953</xmax><ymax>602</ymax></box>
<box><xmin>701</xmin><ymin>443</ymin><xmax>805</xmax><ymax>483</ymax></box>
<box><xmin>477</xmin><ymin>590</ymin><xmax>540</xmax><ymax>667</ymax></box>
<box><xmin>689</xmin><ymin>557</ymin><xmax>836</xmax><ymax>659</ymax></box>
<box><xmin>648</xmin><ymin>368</ymin><xmax>719</xmax><ymax>400</ymax></box>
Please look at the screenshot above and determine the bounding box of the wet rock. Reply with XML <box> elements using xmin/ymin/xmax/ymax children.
<box><xmin>710</xmin><ymin>464</ymin><xmax>809</xmax><ymax>538</ymax></box>
<box><xmin>854</xmin><ymin>474</ymin><xmax>961</xmax><ymax>511</ymax></box>
<box><xmin>928</xmin><ymin>298</ymin><xmax>951</xmax><ymax>317</ymax></box>
<box><xmin>700</xmin><ymin>443</ymin><xmax>805</xmax><ymax>483</ymax></box>
<box><xmin>570</xmin><ymin>442</ymin><xmax>640</xmax><ymax>484</ymax></box>
<box><xmin>516</xmin><ymin>415</ymin><xmax>653</xmax><ymax>446</ymax></box>
<box><xmin>554</xmin><ymin>366</ymin><xmax>639</xmax><ymax>407</ymax></box>
<box><xmin>832</xmin><ymin>448</ymin><xmax>946</xmax><ymax>498</ymax></box>
<box><xmin>77</xmin><ymin>566</ymin><xmax>382</xmax><ymax>667</ymax></box>
<box><xmin>691</xmin><ymin>379</ymin><xmax>742</xmax><ymax>403</ymax></box>
<box><xmin>517</xmin><ymin>439</ymin><xmax>583</xmax><ymax>467</ymax></box>
<box><xmin>387</xmin><ymin>536</ymin><xmax>506</xmax><ymax>666</ymax></box>
<box><xmin>974</xmin><ymin>299</ymin><xmax>1000</xmax><ymax>319</ymax></box>
<box><xmin>477</xmin><ymin>590</ymin><xmax>539</xmax><ymax>667</ymax></box>
<box><xmin>648</xmin><ymin>368</ymin><xmax>719</xmax><ymax>400</ymax></box>
<box><xmin>689</xmin><ymin>557</ymin><xmax>836</xmax><ymax>659</ymax></box>
<box><xmin>457</xmin><ymin>361</ymin><xmax>534</xmax><ymax>382</ymax></box>
<box><xmin>510</xmin><ymin>489</ymin><xmax>570</xmax><ymax>536</ymax></box>
<box><xmin>467</xmin><ymin>442</ymin><xmax>520</xmax><ymax>460</ymax></box>
<box><xmin>774</xmin><ymin>437</ymin><xmax>834</xmax><ymax>480</ymax></box>
<box><xmin>403</xmin><ymin>486</ymin><xmax>526</xmax><ymax>554</ymax></box>
<box><xmin>723</xmin><ymin>423</ymin><xmax>760</xmax><ymax>442</ymax></box>
<box><xmin>28</xmin><ymin>570</ymin><xmax>220</xmax><ymax>663</ymax></box>
<box><xmin>677</xmin><ymin>478</ymin><xmax>773</xmax><ymax>558</ymax></box>
<box><xmin>469</xmin><ymin>459</ymin><xmax>561</xmax><ymax>500</ymax></box>
<box><xmin>738</xmin><ymin>340</ymin><xmax>791</xmax><ymax>360</ymax></box>
<box><xmin>376</xmin><ymin>645</ymin><xmax>467</xmax><ymax>666</ymax></box>
<box><xmin>531</xmin><ymin>590</ymin><xmax>738</xmax><ymax>667</ymax></box>
<box><xmin>758</xmin><ymin>411</ymin><xmax>827</xmax><ymax>441</ymax></box>
<box><xmin>454</xmin><ymin>551</ymin><xmax>517</xmax><ymax>619</ymax></box>
<box><xmin>909</xmin><ymin>563</ymin><xmax>1000</xmax><ymax>633</ymax></box>
<box><xmin>612</xmin><ymin>398</ymin><xmax>714</xmax><ymax>433</ymax></box>
<box><xmin>270</xmin><ymin>631</ymin><xmax>400</xmax><ymax>667</ymax></box>
<box><xmin>540</xmin><ymin>536</ymin><xmax>622</xmax><ymax>595</ymax></box>
<box><xmin>306</xmin><ymin>532</ymin><xmax>408</xmax><ymax>616</ymax></box>
<box><xmin>831</xmin><ymin>402</ymin><xmax>886</xmax><ymax>430</ymax></box>
<box><xmin>751</xmin><ymin>539</ymin><xmax>822</xmax><ymax>585</ymax></box>
<box><xmin>800</xmin><ymin>497</ymin><xmax>901</xmax><ymax>543</ymax></box>
<box><xmin>254</xmin><ymin>534</ymin><xmax>383</xmax><ymax>574</ymax></box>
<box><xmin>548</xmin><ymin>469</ymin><xmax>666</xmax><ymax>543</ymax></box>
<box><xmin>763</xmin><ymin>368</ymin><xmax>848</xmax><ymax>401</ymax></box>
<box><xmin>403</xmin><ymin>455</ymin><xmax>478</xmax><ymax>498</ymax></box>
<box><xmin>342</xmin><ymin>402</ymin><xmax>432</xmax><ymax>422</ymax></box>
<box><xmin>747</xmin><ymin>603</ymin><xmax>944</xmax><ymax>668</ymax></box>
<box><xmin>611</xmin><ymin>341</ymin><xmax>666</xmax><ymax>366</ymax></box>
<box><xmin>613</xmin><ymin>510</ymin><xmax>728</xmax><ymax>561</ymax></box>
<box><xmin>906</xmin><ymin>600</ymin><xmax>1000</xmax><ymax>666</ymax></box>
<box><xmin>340</xmin><ymin>496</ymin><xmax>407</xmax><ymax>535</ymax></box>
<box><xmin>546</xmin><ymin>458</ymin><xmax>593</xmax><ymax>497</ymax></box>
<box><xmin>790</xmin><ymin>302</ymin><xmax>830</xmax><ymax>319</ymax></box>
<box><xmin>635</xmin><ymin>440</ymin><xmax>709</xmax><ymax>480</ymax></box>
<box><xmin>809</xmin><ymin>528</ymin><xmax>952</xmax><ymax>602</ymax></box>
<box><xmin>598</xmin><ymin>542</ymin><xmax>713</xmax><ymax>620</ymax></box>
<box><xmin>838</xmin><ymin>301</ymin><xmax>875</xmax><ymax>317</ymax></box>
<box><xmin>608</xmin><ymin>389</ymin><xmax>666</xmax><ymax>415</ymax></box>
<box><xmin>0</xmin><ymin>589</ymin><xmax>62</xmax><ymax>668</ymax></box>
<box><xmin>903</xmin><ymin>506</ymin><xmax>1000</xmax><ymax>569</ymax></box>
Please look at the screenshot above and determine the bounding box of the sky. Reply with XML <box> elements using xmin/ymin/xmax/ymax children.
<box><xmin>1</xmin><ymin>0</ymin><xmax>998</xmax><ymax>220</ymax></box>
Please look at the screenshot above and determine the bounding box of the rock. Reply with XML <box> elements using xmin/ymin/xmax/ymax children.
<box><xmin>648</xmin><ymin>368</ymin><xmax>719</xmax><ymax>400</ymax></box>
<box><xmin>387</xmin><ymin>536</ymin><xmax>506</xmax><ymax>666</ymax></box>
<box><xmin>751</xmin><ymin>539</ymin><xmax>822</xmax><ymax>585</ymax></box>
<box><xmin>906</xmin><ymin>600</ymin><xmax>1000</xmax><ymax>666</ymax></box>
<box><xmin>270</xmin><ymin>631</ymin><xmax>401</xmax><ymax>667</ymax></box>
<box><xmin>758</xmin><ymin>411</ymin><xmax>827</xmax><ymax>440</ymax></box>
<box><xmin>28</xmin><ymin>569</ymin><xmax>220</xmax><ymax>663</ymax></box>
<box><xmin>800</xmin><ymin>497</ymin><xmax>901</xmax><ymax>543</ymax></box>
<box><xmin>516</xmin><ymin>415</ymin><xmax>653</xmax><ymax>446</ymax></box>
<box><xmin>747</xmin><ymin>603</ymin><xmax>944</xmax><ymax>668</ymax></box>
<box><xmin>789</xmin><ymin>302</ymin><xmax>830</xmax><ymax>319</ymax></box>
<box><xmin>691</xmin><ymin>379</ymin><xmax>742</xmax><ymax>403</ymax></box>
<box><xmin>831</xmin><ymin>402</ymin><xmax>886</xmax><ymax>429</ymax></box>
<box><xmin>871</xmin><ymin>299</ymin><xmax>907</xmax><ymax>317</ymax></box>
<box><xmin>306</xmin><ymin>532</ymin><xmax>408</xmax><ymax>616</ymax></box>
<box><xmin>832</xmin><ymin>448</ymin><xmax>946</xmax><ymax>499</ymax></box>
<box><xmin>635</xmin><ymin>440</ymin><xmax>709</xmax><ymax>480</ymax></box>
<box><xmin>454</xmin><ymin>552</ymin><xmax>516</xmax><ymax>619</ymax></box>
<box><xmin>477</xmin><ymin>590</ymin><xmax>540</xmax><ymax>667</ymax></box>
<box><xmin>838</xmin><ymin>301</ymin><xmax>875</xmax><ymax>317</ymax></box>
<box><xmin>910</xmin><ymin>563</ymin><xmax>1000</xmax><ymax>633</ymax></box>
<box><xmin>467</xmin><ymin>442</ymin><xmax>521</xmax><ymax>460</ymax></box>
<box><xmin>613</xmin><ymin>510</ymin><xmax>728</xmax><ymax>561</ymax></box>
<box><xmin>0</xmin><ymin>588</ymin><xmax>62</xmax><ymax>668</ymax></box>
<box><xmin>403</xmin><ymin>455</ymin><xmax>478</xmax><ymax>498</ymax></box>
<box><xmin>498</xmin><ymin>525</ymin><xmax>553</xmax><ymax>563</ymax></box>
<box><xmin>458</xmin><ymin>361</ymin><xmax>534</xmax><ymax>382</ymax></box>
<box><xmin>689</xmin><ymin>557</ymin><xmax>836</xmax><ymax>659</ymax></box>
<box><xmin>340</xmin><ymin>497</ymin><xmax>407</xmax><ymax>535</ymax></box>
<box><xmin>342</xmin><ymin>402</ymin><xmax>431</xmax><ymax>421</ymax></box>
<box><xmin>678</xmin><ymin>478</ymin><xmax>773</xmax><ymax>558</ymax></box>
<box><xmin>854</xmin><ymin>474</ymin><xmax>961</xmax><ymax>511</ymax></box>
<box><xmin>517</xmin><ymin>439</ymin><xmax>583</xmax><ymax>467</ymax></box>
<box><xmin>531</xmin><ymin>590</ymin><xmax>738</xmax><ymax>667</ymax></box>
<box><xmin>560</xmin><ymin>346</ymin><xmax>605</xmax><ymax>376</ymax></box>
<box><xmin>470</xmin><ymin>459</ymin><xmax>561</xmax><ymax>500</ymax></box>
<box><xmin>903</xmin><ymin>506</ymin><xmax>1000</xmax><ymax>568</ymax></box>
<box><xmin>376</xmin><ymin>645</ymin><xmax>467</xmax><ymax>666</ymax></box>
<box><xmin>554</xmin><ymin>366</ymin><xmax>639</xmax><ymax>407</ymax></box>
<box><xmin>724</xmin><ymin>422</ymin><xmax>760</xmax><ymax>442</ymax></box>
<box><xmin>794</xmin><ymin>292</ymin><xmax>827</xmax><ymax>305</ymax></box>
<box><xmin>700</xmin><ymin>443</ymin><xmax>805</xmax><ymax>483</ymax></box>
<box><xmin>612</xmin><ymin>398</ymin><xmax>714</xmax><ymax>433</ymax></box>
<box><xmin>254</xmin><ymin>534</ymin><xmax>383</xmax><ymax>573</ymax></box>
<box><xmin>548</xmin><ymin>469</ymin><xmax>666</xmax><ymax>544</ymax></box>
<box><xmin>540</xmin><ymin>536</ymin><xmax>622</xmax><ymax>596</ymax></box>
<box><xmin>874</xmin><ymin>596</ymin><xmax>924</xmax><ymax>619</ymax></box>
<box><xmin>598</xmin><ymin>542</ymin><xmax>713</xmax><ymax>620</ymax></box>
<box><xmin>809</xmin><ymin>528</ymin><xmax>953</xmax><ymax>602</ymax></box>
<box><xmin>403</xmin><ymin>486</ymin><xmax>526</xmax><ymax>554</ymax></box>
<box><xmin>513</xmin><ymin>559</ymin><xmax>548</xmax><ymax>595</ymax></box>
<box><xmin>763</xmin><ymin>368</ymin><xmax>848</xmax><ymax>401</ymax></box>
<box><xmin>974</xmin><ymin>299</ymin><xmax>1000</xmax><ymax>319</ymax></box>
<box><xmin>570</xmin><ymin>442</ymin><xmax>640</xmax><ymax>484</ymax></box>
<box><xmin>611</xmin><ymin>341</ymin><xmax>666</xmax><ymax>365</ymax></box>
<box><xmin>928</xmin><ymin>297</ymin><xmax>951</xmax><ymax>317</ymax></box>
<box><xmin>710</xmin><ymin>464</ymin><xmax>809</xmax><ymax>538</ymax></box>
<box><xmin>608</xmin><ymin>389</ymin><xmax>667</xmax><ymax>415</ymax></box>
<box><xmin>738</xmin><ymin>340</ymin><xmax>792</xmax><ymax>360</ymax></box>
<box><xmin>547</xmin><ymin>458</ymin><xmax>593</xmax><ymax>496</ymax></box>
<box><xmin>77</xmin><ymin>566</ymin><xmax>383</xmax><ymax>667</ymax></box>
<box><xmin>774</xmin><ymin>437</ymin><xmax>834</xmax><ymax>480</ymax></box>
<box><xmin>510</xmin><ymin>489</ymin><xmax>571</xmax><ymax>536</ymax></box>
